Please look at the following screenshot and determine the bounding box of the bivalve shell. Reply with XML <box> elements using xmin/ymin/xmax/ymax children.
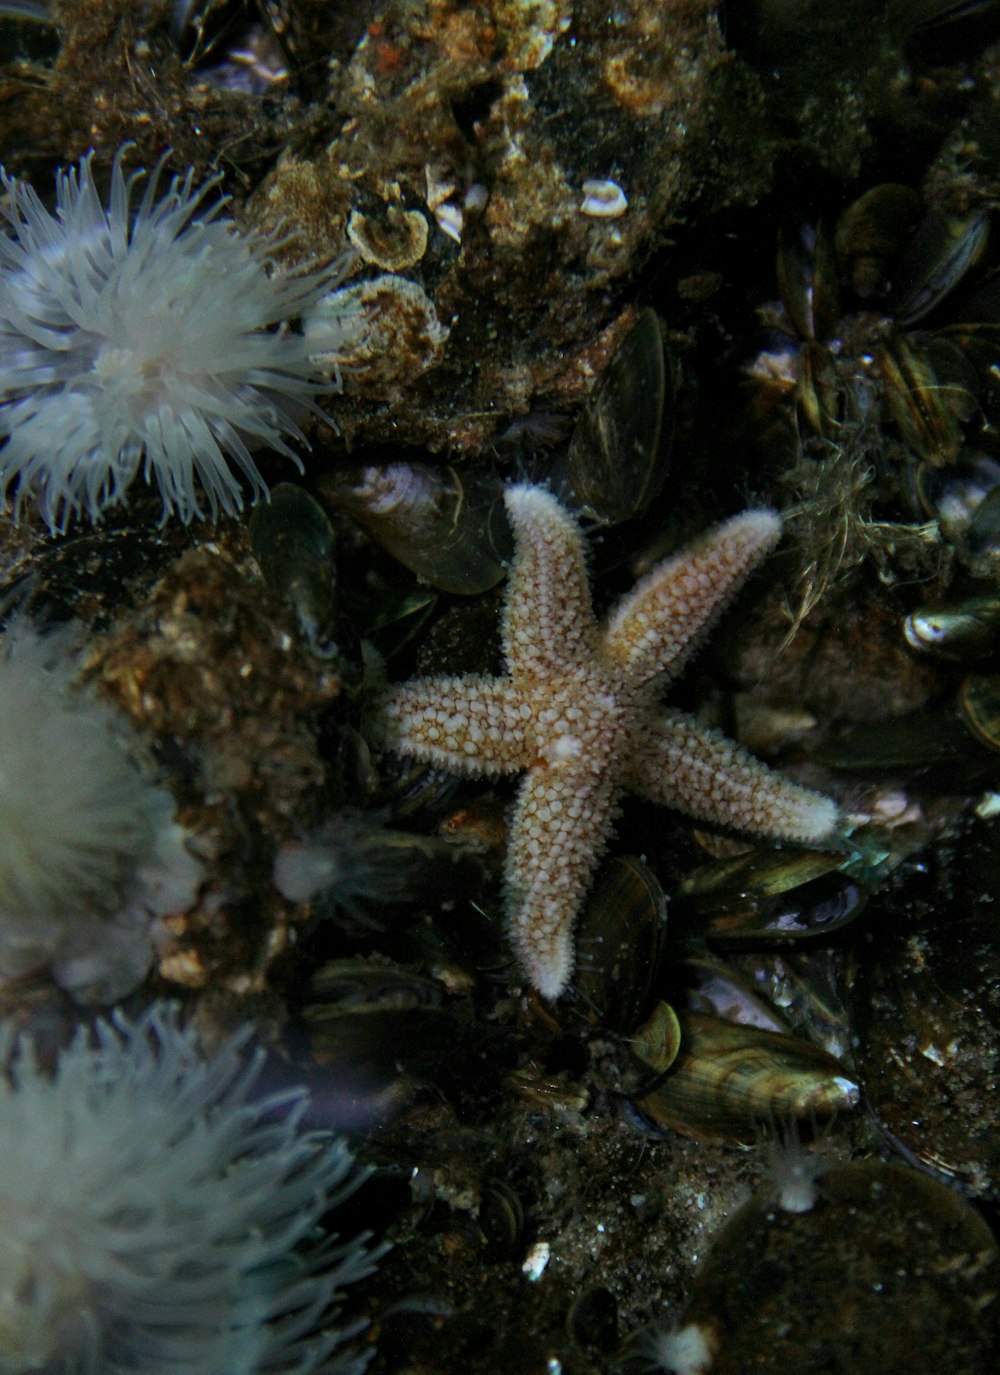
<box><xmin>632</xmin><ymin>1010</ymin><xmax>859</xmax><ymax>1142</ymax></box>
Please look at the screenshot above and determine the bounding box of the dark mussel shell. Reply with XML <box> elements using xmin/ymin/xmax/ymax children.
<box><xmin>571</xmin><ymin>856</ymin><xmax>669</xmax><ymax>1032</ymax></box>
<box><xmin>557</xmin><ymin>308</ymin><xmax>671</xmax><ymax>526</ymax></box>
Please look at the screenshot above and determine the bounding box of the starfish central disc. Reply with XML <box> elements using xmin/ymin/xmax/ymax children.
<box><xmin>378</xmin><ymin>485</ymin><xmax>838</xmax><ymax>1000</ymax></box>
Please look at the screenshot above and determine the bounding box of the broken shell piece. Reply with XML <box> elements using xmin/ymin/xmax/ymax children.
<box><xmin>580</xmin><ymin>179</ymin><xmax>628</xmax><ymax>218</ymax></box>
<box><xmin>464</xmin><ymin>183</ymin><xmax>489</xmax><ymax>213</ymax></box>
<box><xmin>434</xmin><ymin>202</ymin><xmax>464</xmax><ymax>243</ymax></box>
<box><xmin>424</xmin><ymin>162</ymin><xmax>457</xmax><ymax>211</ymax></box>
<box><xmin>347</xmin><ymin>206</ymin><xmax>429</xmax><ymax>270</ymax></box>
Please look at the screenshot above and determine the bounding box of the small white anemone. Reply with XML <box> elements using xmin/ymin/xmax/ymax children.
<box><xmin>0</xmin><ymin>147</ymin><xmax>351</xmax><ymax>530</ymax></box>
<box><xmin>0</xmin><ymin>621</ymin><xmax>201</xmax><ymax>1001</ymax></box>
<box><xmin>273</xmin><ymin>811</ymin><xmax>423</xmax><ymax>918</ymax></box>
<box><xmin>642</xmin><ymin>1319</ymin><xmax>716</xmax><ymax>1375</ymax></box>
<box><xmin>0</xmin><ymin>1002</ymin><xmax>383</xmax><ymax>1375</ymax></box>
<box><xmin>761</xmin><ymin>1122</ymin><xmax>837</xmax><ymax>1215</ymax></box>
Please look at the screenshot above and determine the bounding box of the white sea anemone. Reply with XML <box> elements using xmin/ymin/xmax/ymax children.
<box><xmin>0</xmin><ymin>1002</ymin><xmax>382</xmax><ymax>1374</ymax></box>
<box><xmin>642</xmin><ymin>1320</ymin><xmax>716</xmax><ymax>1375</ymax></box>
<box><xmin>272</xmin><ymin>811</ymin><xmax>424</xmax><ymax>917</ymax></box>
<box><xmin>0</xmin><ymin>621</ymin><xmax>201</xmax><ymax>1001</ymax></box>
<box><xmin>0</xmin><ymin>148</ymin><xmax>344</xmax><ymax>530</ymax></box>
<box><xmin>761</xmin><ymin>1121</ymin><xmax>837</xmax><ymax>1215</ymax></box>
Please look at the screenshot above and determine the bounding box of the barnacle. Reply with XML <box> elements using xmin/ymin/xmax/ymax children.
<box><xmin>0</xmin><ymin>1003</ymin><xmax>382</xmax><ymax>1374</ymax></box>
<box><xmin>305</xmin><ymin>275</ymin><xmax>448</xmax><ymax>393</ymax></box>
<box><xmin>0</xmin><ymin>148</ymin><xmax>350</xmax><ymax>531</ymax></box>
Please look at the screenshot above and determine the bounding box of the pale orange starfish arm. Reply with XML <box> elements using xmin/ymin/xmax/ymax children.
<box><xmin>378</xmin><ymin>675</ymin><xmax>532</xmax><ymax>776</ymax></box>
<box><xmin>505</xmin><ymin>763</ymin><xmax>620</xmax><ymax>1000</ymax></box>
<box><xmin>602</xmin><ymin>510</ymin><xmax>782</xmax><ymax>689</ymax></box>
<box><xmin>626</xmin><ymin>708</ymin><xmax>839</xmax><ymax>844</ymax></box>
<box><xmin>502</xmin><ymin>485</ymin><xmax>598</xmax><ymax>680</ymax></box>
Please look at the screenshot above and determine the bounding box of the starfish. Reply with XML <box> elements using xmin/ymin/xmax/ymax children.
<box><xmin>377</xmin><ymin>485</ymin><xmax>839</xmax><ymax>1000</ymax></box>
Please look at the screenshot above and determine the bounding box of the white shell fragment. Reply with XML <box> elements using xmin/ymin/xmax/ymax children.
<box><xmin>579</xmin><ymin>179</ymin><xmax>628</xmax><ymax>219</ymax></box>
<box><xmin>434</xmin><ymin>201</ymin><xmax>464</xmax><ymax>243</ymax></box>
<box><xmin>424</xmin><ymin>161</ymin><xmax>457</xmax><ymax>210</ymax></box>
<box><xmin>464</xmin><ymin>182</ymin><xmax>489</xmax><ymax>213</ymax></box>
<box><xmin>521</xmin><ymin>1240</ymin><xmax>551</xmax><ymax>1282</ymax></box>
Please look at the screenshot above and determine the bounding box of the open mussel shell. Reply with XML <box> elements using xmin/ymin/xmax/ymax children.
<box><xmin>505</xmin><ymin>1068</ymin><xmax>590</xmax><ymax>1114</ymax></box>
<box><xmin>571</xmin><ymin>856</ymin><xmax>668</xmax><ymax>1031</ymax></box>
<box><xmin>249</xmin><ymin>483</ymin><xmax>343</xmax><ymax>660</ymax></box>
<box><xmin>684</xmin><ymin>939</ymin><xmax>858</xmax><ymax>1076</ymax></box>
<box><xmin>566</xmin><ymin>1286</ymin><xmax>619</xmax><ymax>1356</ymax></box>
<box><xmin>675</xmin><ymin>1159</ymin><xmax>1000</xmax><ymax>1375</ymax></box>
<box><xmin>478</xmin><ymin>1182</ymin><xmax>526</xmax><ymax>1260</ymax></box>
<box><xmin>377</xmin><ymin>756</ymin><xmax>463</xmax><ymax>819</ymax></box>
<box><xmin>795</xmin><ymin>337</ymin><xmax>841</xmax><ymax>436</ymax></box>
<box><xmin>365</xmin><ymin>587</ymin><xmax>442</xmax><ymax>672</ymax></box>
<box><xmin>557</xmin><ymin>308</ymin><xmax>671</xmax><ymax>526</ymax></box>
<box><xmin>876</xmin><ymin>329</ymin><xmax>963</xmax><ymax>467</ymax></box>
<box><xmin>735</xmin><ymin>950</ymin><xmax>855</xmax><ymax>1065</ymax></box>
<box><xmin>305</xmin><ymin>958</ymin><xmax>443</xmax><ymax>1019</ymax></box>
<box><xmin>410</xmin><ymin>593</ymin><xmax>502</xmax><ymax>678</ymax></box>
<box><xmin>960</xmin><ymin>671</ymin><xmax>1000</xmax><ymax>751</ymax></box>
<box><xmin>891</xmin><ymin>0</ymin><xmax>1000</xmax><ymax>46</ymax></box>
<box><xmin>964</xmin><ymin>480</ymin><xmax>1000</xmax><ymax>554</ymax></box>
<box><xmin>674</xmin><ymin>846</ymin><xmax>868</xmax><ymax>943</ymax></box>
<box><xmin>631</xmin><ymin>1009</ymin><xmax>859</xmax><ymax>1143</ymax></box>
<box><xmin>938</xmin><ymin>321</ymin><xmax>1000</xmax><ymax>456</ymax></box>
<box><xmin>683</xmin><ymin>957</ymin><xmax>791</xmax><ymax>1033</ymax></box>
<box><xmin>904</xmin><ymin>588</ymin><xmax>1000</xmax><ymax>659</ymax></box>
<box><xmin>302</xmin><ymin>959</ymin><xmax>468</xmax><ymax>1096</ymax></box>
<box><xmin>923</xmin><ymin>334</ymin><xmax>979</xmax><ymax>421</ymax></box>
<box><xmin>320</xmin><ymin>462</ymin><xmax>510</xmax><ymax>595</ymax></box>
<box><xmin>819</xmin><ymin>682</ymin><xmax>1000</xmax><ymax>786</ymax></box>
<box><xmin>276</xmin><ymin>820</ymin><xmax>490</xmax><ymax>919</ymax></box>
<box><xmin>834</xmin><ymin>183</ymin><xmax>921</xmax><ymax>301</ymax></box>
<box><xmin>776</xmin><ymin>220</ymin><xmax>839</xmax><ymax>343</ymax></box>
<box><xmin>907</xmin><ymin>449</ymin><xmax>1000</xmax><ymax>548</ymax></box>
<box><xmin>887</xmin><ymin>204</ymin><xmax>989</xmax><ymax>326</ymax></box>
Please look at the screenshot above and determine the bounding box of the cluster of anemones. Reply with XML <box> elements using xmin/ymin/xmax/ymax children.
<box><xmin>0</xmin><ymin>148</ymin><xmax>383</xmax><ymax>1371</ymax></box>
<box><xmin>0</xmin><ymin>622</ymin><xmax>382</xmax><ymax>1370</ymax></box>
<box><xmin>0</xmin><ymin>620</ymin><xmax>201</xmax><ymax>1002</ymax></box>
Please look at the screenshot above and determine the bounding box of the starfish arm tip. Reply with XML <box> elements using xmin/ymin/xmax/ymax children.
<box><xmin>734</xmin><ymin>506</ymin><xmax>783</xmax><ymax>549</ymax></box>
<box><xmin>503</xmin><ymin>482</ymin><xmax>563</xmax><ymax>527</ymax></box>
<box><xmin>534</xmin><ymin>964</ymin><xmax>571</xmax><ymax>1001</ymax></box>
<box><xmin>504</xmin><ymin>481</ymin><xmax>548</xmax><ymax>505</ymax></box>
<box><xmin>508</xmin><ymin>887</ymin><xmax>575</xmax><ymax>1001</ymax></box>
<box><xmin>785</xmin><ymin>790</ymin><xmax>841</xmax><ymax>845</ymax></box>
<box><xmin>520</xmin><ymin>939</ymin><xmax>573</xmax><ymax>1001</ymax></box>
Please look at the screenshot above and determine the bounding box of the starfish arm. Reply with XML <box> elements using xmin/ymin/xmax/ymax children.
<box><xmin>602</xmin><ymin>510</ymin><xmax>782</xmax><ymax>688</ymax></box>
<box><xmin>627</xmin><ymin>708</ymin><xmax>839</xmax><ymax>844</ymax></box>
<box><xmin>505</xmin><ymin>764</ymin><xmax>620</xmax><ymax>1000</ymax></box>
<box><xmin>377</xmin><ymin>675</ymin><xmax>532</xmax><ymax>776</ymax></box>
<box><xmin>502</xmin><ymin>485</ymin><xmax>598</xmax><ymax>680</ymax></box>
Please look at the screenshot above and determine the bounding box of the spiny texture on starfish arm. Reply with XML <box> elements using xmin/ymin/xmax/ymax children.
<box><xmin>377</xmin><ymin>484</ymin><xmax>839</xmax><ymax>1000</ymax></box>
